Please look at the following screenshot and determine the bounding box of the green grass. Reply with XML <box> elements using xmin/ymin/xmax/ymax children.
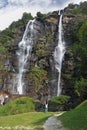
<box><xmin>75</xmin><ymin>100</ymin><xmax>87</xmax><ymax>109</ymax></box>
<box><xmin>59</xmin><ymin>100</ymin><xmax>87</xmax><ymax>130</ymax></box>
<box><xmin>0</xmin><ymin>112</ymin><xmax>54</xmax><ymax>130</ymax></box>
<box><xmin>0</xmin><ymin>97</ymin><xmax>35</xmax><ymax>116</ymax></box>
<box><xmin>0</xmin><ymin>97</ymin><xmax>57</xmax><ymax>129</ymax></box>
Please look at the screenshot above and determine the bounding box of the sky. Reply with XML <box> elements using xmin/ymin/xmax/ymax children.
<box><xmin>0</xmin><ymin>0</ymin><xmax>86</xmax><ymax>30</ymax></box>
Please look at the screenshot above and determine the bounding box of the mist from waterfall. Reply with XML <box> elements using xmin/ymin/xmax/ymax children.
<box><xmin>54</xmin><ymin>11</ymin><xmax>65</xmax><ymax>96</ymax></box>
<box><xmin>15</xmin><ymin>19</ymin><xmax>35</xmax><ymax>94</ymax></box>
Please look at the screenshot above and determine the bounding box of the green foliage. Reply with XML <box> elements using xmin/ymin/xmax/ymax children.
<box><xmin>71</xmin><ymin>22</ymin><xmax>82</xmax><ymax>43</ymax></box>
<box><xmin>72</xmin><ymin>22</ymin><xmax>87</xmax><ymax>77</ymax></box>
<box><xmin>36</xmin><ymin>33</ymin><xmax>53</xmax><ymax>57</ymax></box>
<box><xmin>63</xmin><ymin>73</ymin><xmax>72</xmax><ymax>80</ymax></box>
<box><xmin>0</xmin><ymin>53</ymin><xmax>8</xmax><ymax>87</ymax></box>
<box><xmin>71</xmin><ymin>1</ymin><xmax>87</xmax><ymax>15</ymax></box>
<box><xmin>34</xmin><ymin>100</ymin><xmax>44</xmax><ymax>111</ymax></box>
<box><xmin>75</xmin><ymin>77</ymin><xmax>87</xmax><ymax>99</ymax></box>
<box><xmin>51</xmin><ymin>95</ymin><xmax>70</xmax><ymax>105</ymax></box>
<box><xmin>36</xmin><ymin>45</ymin><xmax>48</xmax><ymax>56</ymax></box>
<box><xmin>71</xmin><ymin>20</ymin><xmax>87</xmax><ymax>103</ymax></box>
<box><xmin>28</xmin><ymin>67</ymin><xmax>47</xmax><ymax>92</ymax></box>
<box><xmin>49</xmin><ymin>95</ymin><xmax>70</xmax><ymax>111</ymax></box>
<box><xmin>0</xmin><ymin>46</ymin><xmax>7</xmax><ymax>54</ymax></box>
<box><xmin>0</xmin><ymin>35</ymin><xmax>13</xmax><ymax>46</ymax></box>
<box><xmin>76</xmin><ymin>100</ymin><xmax>87</xmax><ymax>109</ymax></box>
<box><xmin>10</xmin><ymin>20</ymin><xmax>24</xmax><ymax>30</ymax></box>
<box><xmin>37</xmin><ymin>12</ymin><xmax>47</xmax><ymax>19</ymax></box>
<box><xmin>0</xmin><ymin>112</ymin><xmax>54</xmax><ymax>129</ymax></box>
<box><xmin>10</xmin><ymin>12</ymin><xmax>33</xmax><ymax>29</ymax></box>
<box><xmin>22</xmin><ymin>12</ymin><xmax>33</xmax><ymax>23</ymax></box>
<box><xmin>59</xmin><ymin>100</ymin><xmax>87</xmax><ymax>130</ymax></box>
<box><xmin>78</xmin><ymin>22</ymin><xmax>87</xmax><ymax>46</ymax></box>
<box><xmin>0</xmin><ymin>12</ymin><xmax>33</xmax><ymax>48</ymax></box>
<box><xmin>0</xmin><ymin>97</ymin><xmax>35</xmax><ymax>116</ymax></box>
<box><xmin>2</xmin><ymin>28</ymin><xmax>14</xmax><ymax>38</ymax></box>
<box><xmin>0</xmin><ymin>12</ymin><xmax>34</xmax><ymax>88</ymax></box>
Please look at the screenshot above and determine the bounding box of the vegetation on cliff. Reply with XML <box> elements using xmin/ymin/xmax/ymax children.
<box><xmin>63</xmin><ymin>1</ymin><xmax>87</xmax><ymax>107</ymax></box>
<box><xmin>71</xmin><ymin>2</ymin><xmax>87</xmax><ymax>15</ymax></box>
<box><xmin>28</xmin><ymin>67</ymin><xmax>47</xmax><ymax>92</ymax></box>
<box><xmin>71</xmin><ymin>14</ymin><xmax>87</xmax><ymax>102</ymax></box>
<box><xmin>0</xmin><ymin>1</ymin><xmax>87</xmax><ymax>110</ymax></box>
<box><xmin>0</xmin><ymin>13</ymin><xmax>34</xmax><ymax>89</ymax></box>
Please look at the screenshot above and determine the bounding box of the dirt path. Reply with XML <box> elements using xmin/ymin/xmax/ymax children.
<box><xmin>43</xmin><ymin>113</ymin><xmax>67</xmax><ymax>130</ymax></box>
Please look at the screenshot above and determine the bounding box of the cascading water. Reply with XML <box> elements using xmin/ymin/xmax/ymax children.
<box><xmin>15</xmin><ymin>19</ymin><xmax>35</xmax><ymax>94</ymax></box>
<box><xmin>54</xmin><ymin>11</ymin><xmax>65</xmax><ymax>96</ymax></box>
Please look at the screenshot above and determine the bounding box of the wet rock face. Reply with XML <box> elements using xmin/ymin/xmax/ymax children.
<box><xmin>3</xmin><ymin>13</ymin><xmax>59</xmax><ymax>97</ymax></box>
<box><xmin>24</xmin><ymin>16</ymin><xmax>59</xmax><ymax>97</ymax></box>
<box><xmin>62</xmin><ymin>48</ymin><xmax>75</xmax><ymax>94</ymax></box>
<box><xmin>63</xmin><ymin>14</ymin><xmax>76</xmax><ymax>45</ymax></box>
<box><xmin>2</xmin><ymin>10</ymin><xmax>77</xmax><ymax>100</ymax></box>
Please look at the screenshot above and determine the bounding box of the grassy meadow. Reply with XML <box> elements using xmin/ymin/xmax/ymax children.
<box><xmin>59</xmin><ymin>100</ymin><xmax>87</xmax><ymax>130</ymax></box>
<box><xmin>0</xmin><ymin>112</ymin><xmax>54</xmax><ymax>130</ymax></box>
<box><xmin>0</xmin><ymin>97</ymin><xmax>87</xmax><ymax>130</ymax></box>
<box><xmin>0</xmin><ymin>97</ymin><xmax>57</xmax><ymax>129</ymax></box>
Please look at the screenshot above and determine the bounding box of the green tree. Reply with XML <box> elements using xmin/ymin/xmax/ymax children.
<box><xmin>37</xmin><ymin>12</ymin><xmax>47</xmax><ymax>19</ymax></box>
<box><xmin>78</xmin><ymin>22</ymin><xmax>87</xmax><ymax>46</ymax></box>
<box><xmin>22</xmin><ymin>12</ymin><xmax>33</xmax><ymax>25</ymax></box>
<box><xmin>75</xmin><ymin>77</ymin><xmax>87</xmax><ymax>100</ymax></box>
<box><xmin>78</xmin><ymin>22</ymin><xmax>87</xmax><ymax>76</ymax></box>
<box><xmin>72</xmin><ymin>22</ymin><xmax>87</xmax><ymax>78</ymax></box>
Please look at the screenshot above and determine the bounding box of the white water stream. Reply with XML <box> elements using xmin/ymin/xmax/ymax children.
<box><xmin>16</xmin><ymin>20</ymin><xmax>35</xmax><ymax>94</ymax></box>
<box><xmin>54</xmin><ymin>11</ymin><xmax>65</xmax><ymax>96</ymax></box>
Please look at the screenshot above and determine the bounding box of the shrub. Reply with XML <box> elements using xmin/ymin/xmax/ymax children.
<box><xmin>49</xmin><ymin>95</ymin><xmax>70</xmax><ymax>111</ymax></box>
<box><xmin>37</xmin><ymin>12</ymin><xmax>47</xmax><ymax>19</ymax></box>
<box><xmin>0</xmin><ymin>97</ymin><xmax>35</xmax><ymax>116</ymax></box>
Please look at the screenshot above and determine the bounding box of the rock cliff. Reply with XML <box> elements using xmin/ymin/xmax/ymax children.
<box><xmin>0</xmin><ymin>11</ymin><xmax>77</xmax><ymax>99</ymax></box>
<box><xmin>2</xmin><ymin>11</ymin><xmax>59</xmax><ymax>100</ymax></box>
<box><xmin>0</xmin><ymin>3</ymin><xmax>87</xmax><ymax>107</ymax></box>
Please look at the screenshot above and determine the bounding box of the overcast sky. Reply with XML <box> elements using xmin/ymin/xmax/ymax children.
<box><xmin>0</xmin><ymin>0</ymin><xmax>86</xmax><ymax>30</ymax></box>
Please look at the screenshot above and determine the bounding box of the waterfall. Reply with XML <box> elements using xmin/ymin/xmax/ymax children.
<box><xmin>15</xmin><ymin>19</ymin><xmax>35</xmax><ymax>94</ymax></box>
<box><xmin>54</xmin><ymin>11</ymin><xmax>65</xmax><ymax>96</ymax></box>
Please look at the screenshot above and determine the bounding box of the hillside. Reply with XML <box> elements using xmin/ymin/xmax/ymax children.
<box><xmin>0</xmin><ymin>1</ymin><xmax>87</xmax><ymax>110</ymax></box>
<box><xmin>59</xmin><ymin>100</ymin><xmax>87</xmax><ymax>130</ymax></box>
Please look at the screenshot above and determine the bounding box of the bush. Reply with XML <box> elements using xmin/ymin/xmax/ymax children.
<box><xmin>34</xmin><ymin>100</ymin><xmax>44</xmax><ymax>112</ymax></box>
<box><xmin>49</xmin><ymin>95</ymin><xmax>70</xmax><ymax>111</ymax></box>
<box><xmin>37</xmin><ymin>12</ymin><xmax>47</xmax><ymax>19</ymax></box>
<box><xmin>0</xmin><ymin>97</ymin><xmax>35</xmax><ymax>116</ymax></box>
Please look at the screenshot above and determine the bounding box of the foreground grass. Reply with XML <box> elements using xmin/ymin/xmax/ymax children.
<box><xmin>0</xmin><ymin>112</ymin><xmax>55</xmax><ymax>129</ymax></box>
<box><xmin>59</xmin><ymin>100</ymin><xmax>87</xmax><ymax>130</ymax></box>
